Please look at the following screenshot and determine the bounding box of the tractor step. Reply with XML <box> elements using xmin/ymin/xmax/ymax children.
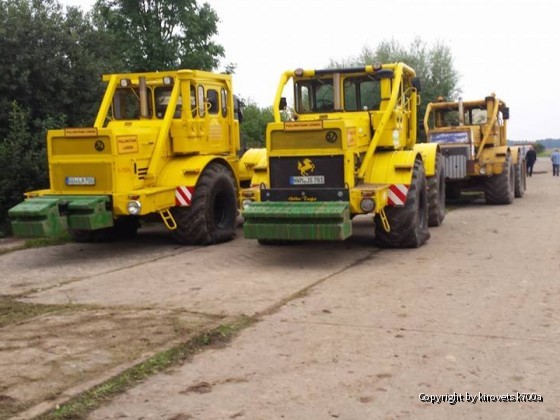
<box><xmin>8</xmin><ymin>195</ymin><xmax>113</xmax><ymax>238</ymax></box>
<box><xmin>243</xmin><ymin>201</ymin><xmax>351</xmax><ymax>241</ymax></box>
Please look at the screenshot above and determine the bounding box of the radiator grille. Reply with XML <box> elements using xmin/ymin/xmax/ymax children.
<box><xmin>269</xmin><ymin>156</ymin><xmax>344</xmax><ymax>189</ymax></box>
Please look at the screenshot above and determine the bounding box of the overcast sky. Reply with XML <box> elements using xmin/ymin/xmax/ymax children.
<box><xmin>62</xmin><ymin>0</ymin><xmax>559</xmax><ymax>141</ymax></box>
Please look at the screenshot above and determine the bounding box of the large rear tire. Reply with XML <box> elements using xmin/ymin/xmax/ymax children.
<box><xmin>374</xmin><ymin>159</ymin><xmax>430</xmax><ymax>248</ymax></box>
<box><xmin>70</xmin><ymin>217</ymin><xmax>139</xmax><ymax>243</ymax></box>
<box><xmin>70</xmin><ymin>227</ymin><xmax>113</xmax><ymax>243</ymax></box>
<box><xmin>427</xmin><ymin>152</ymin><xmax>446</xmax><ymax>227</ymax></box>
<box><xmin>171</xmin><ymin>163</ymin><xmax>237</xmax><ymax>245</ymax></box>
<box><xmin>113</xmin><ymin>216</ymin><xmax>139</xmax><ymax>240</ymax></box>
<box><xmin>446</xmin><ymin>184</ymin><xmax>461</xmax><ymax>200</ymax></box>
<box><xmin>484</xmin><ymin>154</ymin><xmax>514</xmax><ymax>205</ymax></box>
<box><xmin>514</xmin><ymin>157</ymin><xmax>526</xmax><ymax>198</ymax></box>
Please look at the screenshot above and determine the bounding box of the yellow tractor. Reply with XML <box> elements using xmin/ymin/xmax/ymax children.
<box><xmin>9</xmin><ymin>70</ymin><xmax>264</xmax><ymax>244</ymax></box>
<box><xmin>241</xmin><ymin>63</ymin><xmax>444</xmax><ymax>248</ymax></box>
<box><xmin>424</xmin><ymin>94</ymin><xmax>525</xmax><ymax>203</ymax></box>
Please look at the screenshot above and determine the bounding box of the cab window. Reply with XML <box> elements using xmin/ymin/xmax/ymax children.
<box><xmin>207</xmin><ymin>89</ymin><xmax>219</xmax><ymax>114</ymax></box>
<box><xmin>344</xmin><ymin>77</ymin><xmax>381</xmax><ymax>111</ymax></box>
<box><xmin>112</xmin><ymin>87</ymin><xmax>151</xmax><ymax>119</ymax></box>
<box><xmin>197</xmin><ymin>85</ymin><xmax>205</xmax><ymax>117</ymax></box>
<box><xmin>295</xmin><ymin>78</ymin><xmax>334</xmax><ymax>113</ymax></box>
<box><xmin>190</xmin><ymin>85</ymin><xmax>197</xmax><ymax>117</ymax></box>
<box><xmin>221</xmin><ymin>88</ymin><xmax>228</xmax><ymax>117</ymax></box>
<box><xmin>154</xmin><ymin>87</ymin><xmax>182</xmax><ymax>119</ymax></box>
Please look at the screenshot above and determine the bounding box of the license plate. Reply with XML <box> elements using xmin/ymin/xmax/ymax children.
<box><xmin>290</xmin><ymin>175</ymin><xmax>325</xmax><ymax>185</ymax></box>
<box><xmin>65</xmin><ymin>176</ymin><xmax>96</xmax><ymax>186</ymax></box>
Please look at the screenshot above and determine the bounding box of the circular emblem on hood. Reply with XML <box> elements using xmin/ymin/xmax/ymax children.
<box><xmin>95</xmin><ymin>140</ymin><xmax>105</xmax><ymax>152</ymax></box>
<box><xmin>326</xmin><ymin>131</ymin><xmax>338</xmax><ymax>143</ymax></box>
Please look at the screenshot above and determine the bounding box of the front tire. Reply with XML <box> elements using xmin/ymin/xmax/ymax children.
<box><xmin>484</xmin><ymin>154</ymin><xmax>514</xmax><ymax>205</ymax></box>
<box><xmin>374</xmin><ymin>159</ymin><xmax>430</xmax><ymax>248</ymax></box>
<box><xmin>514</xmin><ymin>157</ymin><xmax>526</xmax><ymax>198</ymax></box>
<box><xmin>171</xmin><ymin>163</ymin><xmax>237</xmax><ymax>245</ymax></box>
<box><xmin>427</xmin><ymin>152</ymin><xmax>446</xmax><ymax>227</ymax></box>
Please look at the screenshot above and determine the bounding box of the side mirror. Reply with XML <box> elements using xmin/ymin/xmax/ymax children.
<box><xmin>502</xmin><ymin>107</ymin><xmax>510</xmax><ymax>120</ymax></box>
<box><xmin>412</xmin><ymin>77</ymin><xmax>421</xmax><ymax>93</ymax></box>
<box><xmin>234</xmin><ymin>95</ymin><xmax>244</xmax><ymax>123</ymax></box>
<box><xmin>279</xmin><ymin>97</ymin><xmax>287</xmax><ymax>111</ymax></box>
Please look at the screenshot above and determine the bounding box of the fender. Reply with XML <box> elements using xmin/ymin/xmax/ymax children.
<box><xmin>413</xmin><ymin>143</ymin><xmax>440</xmax><ymax>177</ymax></box>
<box><xmin>479</xmin><ymin>145</ymin><xmax>510</xmax><ymax>164</ymax></box>
<box><xmin>239</xmin><ymin>148</ymin><xmax>267</xmax><ymax>184</ymax></box>
<box><xmin>249</xmin><ymin>150</ymin><xmax>269</xmax><ymax>188</ymax></box>
<box><xmin>158</xmin><ymin>155</ymin><xmax>238</xmax><ymax>189</ymax></box>
<box><xmin>365</xmin><ymin>150</ymin><xmax>421</xmax><ymax>186</ymax></box>
<box><xmin>508</xmin><ymin>146</ymin><xmax>522</xmax><ymax>165</ymax></box>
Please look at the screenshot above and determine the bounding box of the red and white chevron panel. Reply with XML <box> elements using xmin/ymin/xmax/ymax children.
<box><xmin>388</xmin><ymin>184</ymin><xmax>409</xmax><ymax>206</ymax></box>
<box><xmin>175</xmin><ymin>186</ymin><xmax>195</xmax><ymax>206</ymax></box>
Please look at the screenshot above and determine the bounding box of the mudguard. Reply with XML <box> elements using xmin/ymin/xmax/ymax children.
<box><xmin>364</xmin><ymin>150</ymin><xmax>421</xmax><ymax>186</ymax></box>
<box><xmin>239</xmin><ymin>148</ymin><xmax>267</xmax><ymax>184</ymax></box>
<box><xmin>414</xmin><ymin>143</ymin><xmax>440</xmax><ymax>177</ymax></box>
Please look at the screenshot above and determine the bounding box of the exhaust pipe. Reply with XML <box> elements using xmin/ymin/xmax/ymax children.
<box><xmin>458</xmin><ymin>97</ymin><xmax>464</xmax><ymax>126</ymax></box>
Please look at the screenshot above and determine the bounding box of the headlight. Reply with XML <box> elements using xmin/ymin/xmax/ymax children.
<box><xmin>360</xmin><ymin>198</ymin><xmax>375</xmax><ymax>212</ymax></box>
<box><xmin>127</xmin><ymin>200</ymin><xmax>142</xmax><ymax>215</ymax></box>
<box><xmin>479</xmin><ymin>166</ymin><xmax>487</xmax><ymax>175</ymax></box>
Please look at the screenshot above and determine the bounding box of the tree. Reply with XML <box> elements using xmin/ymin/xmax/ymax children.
<box><xmin>240</xmin><ymin>101</ymin><xmax>273</xmax><ymax>148</ymax></box>
<box><xmin>329</xmin><ymin>37</ymin><xmax>461</xmax><ymax>140</ymax></box>
<box><xmin>0</xmin><ymin>103</ymin><xmax>58</xmax><ymax>233</ymax></box>
<box><xmin>534</xmin><ymin>142</ymin><xmax>546</xmax><ymax>154</ymax></box>
<box><xmin>0</xmin><ymin>0</ymin><xmax>109</xmax><ymax>139</ymax></box>
<box><xmin>92</xmin><ymin>0</ymin><xmax>224</xmax><ymax>72</ymax></box>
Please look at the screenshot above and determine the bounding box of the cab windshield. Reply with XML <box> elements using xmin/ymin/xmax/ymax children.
<box><xmin>294</xmin><ymin>75</ymin><xmax>382</xmax><ymax>114</ymax></box>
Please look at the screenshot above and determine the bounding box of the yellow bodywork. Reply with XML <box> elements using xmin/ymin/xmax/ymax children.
<box><xmin>245</xmin><ymin>63</ymin><xmax>438</xmax><ymax>217</ymax></box>
<box><xmin>14</xmin><ymin>69</ymin><xmax>264</xmax><ymax>236</ymax></box>
<box><xmin>424</xmin><ymin>94</ymin><xmax>521</xmax><ymax>177</ymax></box>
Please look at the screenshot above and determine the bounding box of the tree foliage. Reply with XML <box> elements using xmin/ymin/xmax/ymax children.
<box><xmin>0</xmin><ymin>0</ymin><xmax>108</xmax><ymax>139</ymax></box>
<box><xmin>92</xmin><ymin>0</ymin><xmax>224</xmax><ymax>72</ymax></box>
<box><xmin>239</xmin><ymin>101</ymin><xmax>273</xmax><ymax>148</ymax></box>
<box><xmin>0</xmin><ymin>0</ymin><xmax>225</xmax><ymax>233</ymax></box>
<box><xmin>0</xmin><ymin>103</ymin><xmax>56</xmax><ymax>233</ymax></box>
<box><xmin>534</xmin><ymin>142</ymin><xmax>546</xmax><ymax>154</ymax></box>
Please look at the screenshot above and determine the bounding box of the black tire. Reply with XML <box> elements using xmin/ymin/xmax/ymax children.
<box><xmin>514</xmin><ymin>157</ymin><xmax>526</xmax><ymax>198</ymax></box>
<box><xmin>70</xmin><ymin>229</ymin><xmax>95</xmax><ymax>243</ymax></box>
<box><xmin>446</xmin><ymin>184</ymin><xmax>461</xmax><ymax>200</ymax></box>
<box><xmin>374</xmin><ymin>159</ymin><xmax>430</xmax><ymax>248</ymax></box>
<box><xmin>171</xmin><ymin>163</ymin><xmax>237</xmax><ymax>245</ymax></box>
<box><xmin>484</xmin><ymin>154</ymin><xmax>514</xmax><ymax>205</ymax></box>
<box><xmin>70</xmin><ymin>217</ymin><xmax>138</xmax><ymax>243</ymax></box>
<box><xmin>427</xmin><ymin>152</ymin><xmax>446</xmax><ymax>227</ymax></box>
<box><xmin>113</xmin><ymin>216</ymin><xmax>139</xmax><ymax>240</ymax></box>
<box><xmin>70</xmin><ymin>227</ymin><xmax>113</xmax><ymax>243</ymax></box>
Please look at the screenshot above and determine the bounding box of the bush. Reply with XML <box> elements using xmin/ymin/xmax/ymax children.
<box><xmin>0</xmin><ymin>102</ymin><xmax>51</xmax><ymax>234</ymax></box>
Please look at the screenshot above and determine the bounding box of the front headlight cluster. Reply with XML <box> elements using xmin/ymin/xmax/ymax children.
<box><xmin>127</xmin><ymin>200</ymin><xmax>142</xmax><ymax>215</ymax></box>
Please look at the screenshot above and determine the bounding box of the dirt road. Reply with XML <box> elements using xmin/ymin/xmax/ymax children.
<box><xmin>2</xmin><ymin>158</ymin><xmax>560</xmax><ymax>419</ymax></box>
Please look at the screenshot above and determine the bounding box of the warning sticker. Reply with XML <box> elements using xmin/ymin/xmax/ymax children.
<box><xmin>117</xmin><ymin>136</ymin><xmax>139</xmax><ymax>154</ymax></box>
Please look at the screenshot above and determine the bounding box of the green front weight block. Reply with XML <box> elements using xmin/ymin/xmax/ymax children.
<box><xmin>8</xmin><ymin>196</ymin><xmax>113</xmax><ymax>238</ymax></box>
<box><xmin>243</xmin><ymin>201</ymin><xmax>352</xmax><ymax>241</ymax></box>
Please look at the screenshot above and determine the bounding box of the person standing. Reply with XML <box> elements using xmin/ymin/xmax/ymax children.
<box><xmin>525</xmin><ymin>146</ymin><xmax>537</xmax><ymax>177</ymax></box>
<box><xmin>551</xmin><ymin>149</ymin><xmax>560</xmax><ymax>176</ymax></box>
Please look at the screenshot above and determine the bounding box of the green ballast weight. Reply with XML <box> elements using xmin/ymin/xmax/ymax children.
<box><xmin>243</xmin><ymin>201</ymin><xmax>351</xmax><ymax>241</ymax></box>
